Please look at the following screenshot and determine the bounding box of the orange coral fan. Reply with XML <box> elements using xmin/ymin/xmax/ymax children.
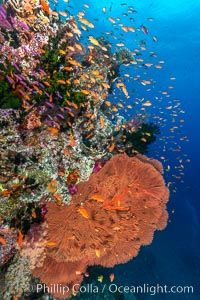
<box><xmin>33</xmin><ymin>256</ymin><xmax>87</xmax><ymax>298</ymax></box>
<box><xmin>33</xmin><ymin>153</ymin><xmax>169</xmax><ymax>298</ymax></box>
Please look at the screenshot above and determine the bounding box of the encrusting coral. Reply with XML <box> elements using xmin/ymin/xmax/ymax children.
<box><xmin>33</xmin><ymin>153</ymin><xmax>169</xmax><ymax>298</ymax></box>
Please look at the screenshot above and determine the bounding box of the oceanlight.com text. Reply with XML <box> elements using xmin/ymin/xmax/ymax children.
<box><xmin>108</xmin><ymin>283</ymin><xmax>194</xmax><ymax>296</ymax></box>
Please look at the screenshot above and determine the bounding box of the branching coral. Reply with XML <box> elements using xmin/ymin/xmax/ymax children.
<box><xmin>33</xmin><ymin>153</ymin><xmax>169</xmax><ymax>298</ymax></box>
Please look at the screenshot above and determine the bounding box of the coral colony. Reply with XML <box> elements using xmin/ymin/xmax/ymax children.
<box><xmin>0</xmin><ymin>0</ymin><xmax>169</xmax><ymax>299</ymax></box>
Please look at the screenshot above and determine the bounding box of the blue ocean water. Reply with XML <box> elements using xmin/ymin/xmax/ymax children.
<box><xmin>58</xmin><ymin>0</ymin><xmax>200</xmax><ymax>299</ymax></box>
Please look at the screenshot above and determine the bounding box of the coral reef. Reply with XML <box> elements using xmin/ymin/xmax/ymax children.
<box><xmin>0</xmin><ymin>0</ymin><xmax>169</xmax><ymax>299</ymax></box>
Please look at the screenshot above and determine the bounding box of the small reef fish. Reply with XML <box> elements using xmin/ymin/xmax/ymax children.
<box><xmin>88</xmin><ymin>36</ymin><xmax>100</xmax><ymax>46</ymax></box>
<box><xmin>64</xmin><ymin>149</ymin><xmax>70</xmax><ymax>155</ymax></box>
<box><xmin>74</xmin><ymin>43</ymin><xmax>83</xmax><ymax>51</ymax></box>
<box><xmin>153</xmin><ymin>35</ymin><xmax>158</xmax><ymax>42</ymax></box>
<box><xmin>121</xmin><ymin>26</ymin><xmax>129</xmax><ymax>32</ymax></box>
<box><xmin>109</xmin><ymin>143</ymin><xmax>115</xmax><ymax>152</ymax></box>
<box><xmin>141</xmin><ymin>25</ymin><xmax>148</xmax><ymax>35</ymax></box>
<box><xmin>78</xmin><ymin>207</ymin><xmax>89</xmax><ymax>219</ymax></box>
<box><xmin>0</xmin><ymin>236</ymin><xmax>6</xmax><ymax>246</ymax></box>
<box><xmin>97</xmin><ymin>275</ymin><xmax>103</xmax><ymax>282</ymax></box>
<box><xmin>90</xmin><ymin>195</ymin><xmax>104</xmax><ymax>202</ymax></box>
<box><xmin>95</xmin><ymin>249</ymin><xmax>101</xmax><ymax>257</ymax></box>
<box><xmin>44</xmin><ymin>241</ymin><xmax>57</xmax><ymax>246</ymax></box>
<box><xmin>108</xmin><ymin>17</ymin><xmax>115</xmax><ymax>23</ymax></box>
<box><xmin>40</xmin><ymin>0</ymin><xmax>50</xmax><ymax>14</ymax></box>
<box><xmin>59</xmin><ymin>11</ymin><xmax>68</xmax><ymax>17</ymax></box>
<box><xmin>105</xmin><ymin>100</ymin><xmax>111</xmax><ymax>107</ymax></box>
<box><xmin>100</xmin><ymin>116</ymin><xmax>105</xmax><ymax>128</ymax></box>
<box><xmin>31</xmin><ymin>208</ymin><xmax>37</xmax><ymax>219</ymax></box>
<box><xmin>59</xmin><ymin>49</ymin><xmax>66</xmax><ymax>55</ymax></box>
<box><xmin>109</xmin><ymin>273</ymin><xmax>115</xmax><ymax>282</ymax></box>
<box><xmin>69</xmin><ymin>135</ymin><xmax>76</xmax><ymax>147</ymax></box>
<box><xmin>116</xmin><ymin>43</ymin><xmax>125</xmax><ymax>47</ymax></box>
<box><xmin>47</xmin><ymin>181</ymin><xmax>57</xmax><ymax>193</ymax></box>
<box><xmin>155</xmin><ymin>65</ymin><xmax>162</xmax><ymax>69</ymax></box>
<box><xmin>68</xmin><ymin>59</ymin><xmax>82</xmax><ymax>67</ymax></box>
<box><xmin>142</xmin><ymin>100</ymin><xmax>152</xmax><ymax>106</ymax></box>
<box><xmin>140</xmin><ymin>137</ymin><xmax>147</xmax><ymax>142</ymax></box>
<box><xmin>47</xmin><ymin>127</ymin><xmax>59</xmax><ymax>135</ymax></box>
<box><xmin>57</xmin><ymin>79</ymin><xmax>66</xmax><ymax>84</ymax></box>
<box><xmin>80</xmin><ymin>89</ymin><xmax>89</xmax><ymax>95</ymax></box>
<box><xmin>18</xmin><ymin>230</ymin><xmax>23</xmax><ymax>246</ymax></box>
<box><xmin>54</xmin><ymin>193</ymin><xmax>62</xmax><ymax>206</ymax></box>
<box><xmin>105</xmin><ymin>206</ymin><xmax>130</xmax><ymax>211</ymax></box>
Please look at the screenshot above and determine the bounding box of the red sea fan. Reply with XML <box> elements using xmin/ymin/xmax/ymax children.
<box><xmin>33</xmin><ymin>153</ymin><xmax>169</xmax><ymax>298</ymax></box>
<box><xmin>33</xmin><ymin>256</ymin><xmax>87</xmax><ymax>298</ymax></box>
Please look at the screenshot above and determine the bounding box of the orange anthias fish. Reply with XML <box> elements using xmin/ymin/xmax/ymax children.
<box><xmin>69</xmin><ymin>135</ymin><xmax>76</xmax><ymax>147</ymax></box>
<box><xmin>44</xmin><ymin>241</ymin><xmax>57</xmax><ymax>246</ymax></box>
<box><xmin>18</xmin><ymin>229</ymin><xmax>23</xmax><ymax>246</ymax></box>
<box><xmin>47</xmin><ymin>127</ymin><xmax>59</xmax><ymax>135</ymax></box>
<box><xmin>47</xmin><ymin>181</ymin><xmax>57</xmax><ymax>193</ymax></box>
<box><xmin>105</xmin><ymin>206</ymin><xmax>129</xmax><ymax>211</ymax></box>
<box><xmin>0</xmin><ymin>236</ymin><xmax>7</xmax><ymax>246</ymax></box>
<box><xmin>100</xmin><ymin>116</ymin><xmax>105</xmax><ymax>128</ymax></box>
<box><xmin>64</xmin><ymin>149</ymin><xmax>70</xmax><ymax>155</ymax></box>
<box><xmin>78</xmin><ymin>207</ymin><xmax>89</xmax><ymax>219</ymax></box>
<box><xmin>31</xmin><ymin>208</ymin><xmax>37</xmax><ymax>219</ymax></box>
<box><xmin>109</xmin><ymin>143</ymin><xmax>115</xmax><ymax>152</ymax></box>
<box><xmin>90</xmin><ymin>195</ymin><xmax>104</xmax><ymax>202</ymax></box>
<box><xmin>40</xmin><ymin>0</ymin><xmax>50</xmax><ymax>14</ymax></box>
<box><xmin>95</xmin><ymin>249</ymin><xmax>101</xmax><ymax>257</ymax></box>
<box><xmin>109</xmin><ymin>273</ymin><xmax>115</xmax><ymax>282</ymax></box>
<box><xmin>54</xmin><ymin>193</ymin><xmax>62</xmax><ymax>206</ymax></box>
<box><xmin>88</xmin><ymin>36</ymin><xmax>100</xmax><ymax>46</ymax></box>
<box><xmin>57</xmin><ymin>79</ymin><xmax>66</xmax><ymax>84</ymax></box>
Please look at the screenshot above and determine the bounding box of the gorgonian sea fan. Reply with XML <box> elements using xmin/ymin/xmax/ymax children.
<box><xmin>33</xmin><ymin>153</ymin><xmax>169</xmax><ymax>298</ymax></box>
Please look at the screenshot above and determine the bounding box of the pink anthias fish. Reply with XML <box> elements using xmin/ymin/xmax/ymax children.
<box><xmin>141</xmin><ymin>24</ymin><xmax>148</xmax><ymax>35</ymax></box>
